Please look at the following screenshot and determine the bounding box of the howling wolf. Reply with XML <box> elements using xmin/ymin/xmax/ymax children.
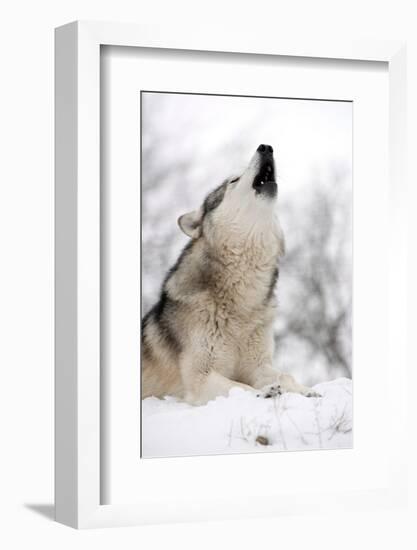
<box><xmin>142</xmin><ymin>144</ymin><xmax>320</xmax><ymax>405</ymax></box>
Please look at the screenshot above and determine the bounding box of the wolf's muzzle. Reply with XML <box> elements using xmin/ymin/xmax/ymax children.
<box><xmin>252</xmin><ymin>144</ymin><xmax>277</xmax><ymax>198</ymax></box>
<box><xmin>257</xmin><ymin>143</ymin><xmax>274</xmax><ymax>155</ymax></box>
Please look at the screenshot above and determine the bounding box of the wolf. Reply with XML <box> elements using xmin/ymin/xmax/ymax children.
<box><xmin>142</xmin><ymin>144</ymin><xmax>321</xmax><ymax>405</ymax></box>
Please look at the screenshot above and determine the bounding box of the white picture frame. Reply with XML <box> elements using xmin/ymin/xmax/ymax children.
<box><xmin>55</xmin><ymin>21</ymin><xmax>407</xmax><ymax>529</ymax></box>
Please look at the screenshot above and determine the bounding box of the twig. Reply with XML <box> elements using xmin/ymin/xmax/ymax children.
<box><xmin>313</xmin><ymin>398</ymin><xmax>324</xmax><ymax>449</ymax></box>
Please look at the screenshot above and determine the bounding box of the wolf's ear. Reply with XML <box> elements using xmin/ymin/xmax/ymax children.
<box><xmin>177</xmin><ymin>209</ymin><xmax>202</xmax><ymax>239</ymax></box>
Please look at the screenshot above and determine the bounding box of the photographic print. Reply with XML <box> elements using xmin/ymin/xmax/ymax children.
<box><xmin>140</xmin><ymin>91</ymin><xmax>352</xmax><ymax>458</ymax></box>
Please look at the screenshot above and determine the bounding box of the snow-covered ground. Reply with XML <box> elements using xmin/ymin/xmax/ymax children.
<box><xmin>142</xmin><ymin>377</ymin><xmax>352</xmax><ymax>458</ymax></box>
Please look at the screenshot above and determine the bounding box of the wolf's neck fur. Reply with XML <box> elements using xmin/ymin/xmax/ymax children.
<box><xmin>166</xmin><ymin>219</ymin><xmax>283</xmax><ymax>314</ymax></box>
<box><xmin>206</xmin><ymin>230</ymin><xmax>280</xmax><ymax>303</ymax></box>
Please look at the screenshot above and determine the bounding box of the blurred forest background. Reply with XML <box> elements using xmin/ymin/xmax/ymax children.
<box><xmin>141</xmin><ymin>92</ymin><xmax>352</xmax><ymax>386</ymax></box>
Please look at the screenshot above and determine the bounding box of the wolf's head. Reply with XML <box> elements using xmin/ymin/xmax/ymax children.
<box><xmin>178</xmin><ymin>144</ymin><xmax>283</xmax><ymax>255</ymax></box>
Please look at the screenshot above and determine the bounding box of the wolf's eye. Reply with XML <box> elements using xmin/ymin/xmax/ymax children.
<box><xmin>230</xmin><ymin>177</ymin><xmax>240</xmax><ymax>184</ymax></box>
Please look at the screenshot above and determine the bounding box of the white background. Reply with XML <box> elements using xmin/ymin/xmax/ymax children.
<box><xmin>0</xmin><ymin>1</ymin><xmax>416</xmax><ymax>549</ymax></box>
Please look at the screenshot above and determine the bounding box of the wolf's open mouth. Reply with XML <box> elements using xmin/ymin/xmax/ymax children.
<box><xmin>252</xmin><ymin>161</ymin><xmax>277</xmax><ymax>198</ymax></box>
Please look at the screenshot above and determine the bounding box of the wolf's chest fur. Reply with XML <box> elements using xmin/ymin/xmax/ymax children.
<box><xmin>173</xmin><ymin>237</ymin><xmax>280</xmax><ymax>343</ymax></box>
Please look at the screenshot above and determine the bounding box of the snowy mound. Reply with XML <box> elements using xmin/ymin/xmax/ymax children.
<box><xmin>142</xmin><ymin>378</ymin><xmax>352</xmax><ymax>458</ymax></box>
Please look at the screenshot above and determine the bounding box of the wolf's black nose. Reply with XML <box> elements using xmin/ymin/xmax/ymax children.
<box><xmin>257</xmin><ymin>144</ymin><xmax>273</xmax><ymax>155</ymax></box>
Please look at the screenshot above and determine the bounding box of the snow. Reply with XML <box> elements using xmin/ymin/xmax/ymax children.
<box><xmin>142</xmin><ymin>377</ymin><xmax>352</xmax><ymax>458</ymax></box>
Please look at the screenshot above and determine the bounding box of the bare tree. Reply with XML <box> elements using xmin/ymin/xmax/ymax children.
<box><xmin>275</xmin><ymin>168</ymin><xmax>352</xmax><ymax>380</ymax></box>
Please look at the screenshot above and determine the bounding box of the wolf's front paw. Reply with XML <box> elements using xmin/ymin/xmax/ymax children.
<box><xmin>256</xmin><ymin>383</ymin><xmax>282</xmax><ymax>399</ymax></box>
<box><xmin>302</xmin><ymin>387</ymin><xmax>322</xmax><ymax>398</ymax></box>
